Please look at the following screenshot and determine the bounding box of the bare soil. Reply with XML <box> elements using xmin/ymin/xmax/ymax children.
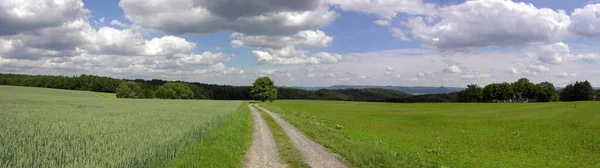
<box><xmin>255</xmin><ymin>104</ymin><xmax>347</xmax><ymax>168</ymax></box>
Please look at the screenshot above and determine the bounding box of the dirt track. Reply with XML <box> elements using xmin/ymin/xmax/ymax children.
<box><xmin>255</xmin><ymin>104</ymin><xmax>347</xmax><ymax>168</ymax></box>
<box><xmin>243</xmin><ymin>104</ymin><xmax>284</xmax><ymax>168</ymax></box>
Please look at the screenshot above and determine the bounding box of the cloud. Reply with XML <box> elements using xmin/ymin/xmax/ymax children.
<box><xmin>506</xmin><ymin>68</ymin><xmax>520</xmax><ymax>75</ymax></box>
<box><xmin>257</xmin><ymin>69</ymin><xmax>277</xmax><ymax>76</ymax></box>
<box><xmin>374</xmin><ymin>20</ymin><xmax>390</xmax><ymax>26</ymax></box>
<box><xmin>193</xmin><ymin>63</ymin><xmax>244</xmax><ymax>75</ymax></box>
<box><xmin>570</xmin><ymin>4</ymin><xmax>600</xmax><ymax>38</ymax></box>
<box><xmin>0</xmin><ymin>2</ymin><xmax>245</xmax><ymax>85</ymax></box>
<box><xmin>565</xmin><ymin>53</ymin><xmax>600</xmax><ymax>62</ymax></box>
<box><xmin>390</xmin><ymin>28</ymin><xmax>410</xmax><ymax>41</ymax></box>
<box><xmin>252</xmin><ymin>48</ymin><xmax>341</xmax><ymax>64</ymax></box>
<box><xmin>328</xmin><ymin>0</ymin><xmax>437</xmax><ymax>19</ymax></box>
<box><xmin>119</xmin><ymin>0</ymin><xmax>337</xmax><ymax>36</ymax></box>
<box><xmin>528</xmin><ymin>42</ymin><xmax>569</xmax><ymax>64</ymax></box>
<box><xmin>461</xmin><ymin>74</ymin><xmax>490</xmax><ymax>80</ymax></box>
<box><xmin>405</xmin><ymin>0</ymin><xmax>570</xmax><ymax>50</ymax></box>
<box><xmin>232</xmin><ymin>30</ymin><xmax>339</xmax><ymax>64</ymax></box>
<box><xmin>176</xmin><ymin>52</ymin><xmax>229</xmax><ymax>65</ymax></box>
<box><xmin>443</xmin><ymin>65</ymin><xmax>462</xmax><ymax>74</ymax></box>
<box><xmin>231</xmin><ymin>30</ymin><xmax>333</xmax><ymax>49</ymax></box>
<box><xmin>527</xmin><ymin>64</ymin><xmax>550</xmax><ymax>73</ymax></box>
<box><xmin>109</xmin><ymin>20</ymin><xmax>128</xmax><ymax>28</ymax></box>
<box><xmin>0</xmin><ymin>19</ymin><xmax>94</xmax><ymax>60</ymax></box>
<box><xmin>0</xmin><ymin>0</ymin><xmax>90</xmax><ymax>36</ymax></box>
<box><xmin>556</xmin><ymin>72</ymin><xmax>578</xmax><ymax>78</ymax></box>
<box><xmin>385</xmin><ymin>66</ymin><xmax>395</xmax><ymax>76</ymax></box>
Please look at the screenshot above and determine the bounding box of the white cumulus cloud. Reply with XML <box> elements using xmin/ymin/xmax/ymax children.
<box><xmin>119</xmin><ymin>0</ymin><xmax>337</xmax><ymax>36</ymax></box>
<box><xmin>405</xmin><ymin>0</ymin><xmax>570</xmax><ymax>50</ymax></box>
<box><xmin>443</xmin><ymin>65</ymin><xmax>462</xmax><ymax>74</ymax></box>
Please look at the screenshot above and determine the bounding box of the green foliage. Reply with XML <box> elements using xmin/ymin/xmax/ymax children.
<box><xmin>560</xmin><ymin>81</ymin><xmax>594</xmax><ymax>101</ymax></box>
<box><xmin>512</xmin><ymin>78</ymin><xmax>537</xmax><ymax>99</ymax></box>
<box><xmin>536</xmin><ymin>82</ymin><xmax>557</xmax><ymax>102</ymax></box>
<box><xmin>155</xmin><ymin>83</ymin><xmax>195</xmax><ymax>99</ymax></box>
<box><xmin>0</xmin><ymin>85</ymin><xmax>243</xmax><ymax>167</ymax></box>
<box><xmin>262</xmin><ymin>100</ymin><xmax>600</xmax><ymax>167</ymax></box>
<box><xmin>0</xmin><ymin>73</ymin><xmax>123</xmax><ymax>92</ymax></box>
<box><xmin>457</xmin><ymin>84</ymin><xmax>483</xmax><ymax>102</ymax></box>
<box><xmin>184</xmin><ymin>83</ymin><xmax>210</xmax><ymax>99</ymax></box>
<box><xmin>116</xmin><ymin>81</ymin><xmax>144</xmax><ymax>98</ymax></box>
<box><xmin>483</xmin><ymin>82</ymin><xmax>513</xmax><ymax>102</ymax></box>
<box><xmin>478</xmin><ymin>78</ymin><xmax>561</xmax><ymax>103</ymax></box>
<box><xmin>251</xmin><ymin>77</ymin><xmax>278</xmax><ymax>102</ymax></box>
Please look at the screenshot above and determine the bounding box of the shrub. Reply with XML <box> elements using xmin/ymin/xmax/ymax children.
<box><xmin>116</xmin><ymin>81</ymin><xmax>144</xmax><ymax>98</ymax></box>
<box><xmin>155</xmin><ymin>83</ymin><xmax>194</xmax><ymax>99</ymax></box>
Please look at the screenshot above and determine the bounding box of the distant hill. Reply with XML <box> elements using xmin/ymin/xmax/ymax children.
<box><xmin>278</xmin><ymin>88</ymin><xmax>412</xmax><ymax>102</ymax></box>
<box><xmin>291</xmin><ymin>85</ymin><xmax>464</xmax><ymax>94</ymax></box>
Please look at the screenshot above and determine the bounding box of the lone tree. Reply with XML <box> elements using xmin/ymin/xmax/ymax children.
<box><xmin>116</xmin><ymin>81</ymin><xmax>144</xmax><ymax>98</ymax></box>
<box><xmin>251</xmin><ymin>77</ymin><xmax>277</xmax><ymax>102</ymax></box>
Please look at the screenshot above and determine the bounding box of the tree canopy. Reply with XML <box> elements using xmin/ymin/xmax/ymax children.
<box><xmin>460</xmin><ymin>78</ymin><xmax>559</xmax><ymax>103</ymax></box>
<box><xmin>560</xmin><ymin>81</ymin><xmax>594</xmax><ymax>101</ymax></box>
<box><xmin>155</xmin><ymin>83</ymin><xmax>195</xmax><ymax>99</ymax></box>
<box><xmin>116</xmin><ymin>81</ymin><xmax>144</xmax><ymax>98</ymax></box>
<box><xmin>251</xmin><ymin>77</ymin><xmax>278</xmax><ymax>102</ymax></box>
<box><xmin>457</xmin><ymin>84</ymin><xmax>483</xmax><ymax>102</ymax></box>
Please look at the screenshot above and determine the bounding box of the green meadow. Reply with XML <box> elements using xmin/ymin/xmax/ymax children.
<box><xmin>261</xmin><ymin>100</ymin><xmax>600</xmax><ymax>167</ymax></box>
<box><xmin>0</xmin><ymin>85</ymin><xmax>251</xmax><ymax>167</ymax></box>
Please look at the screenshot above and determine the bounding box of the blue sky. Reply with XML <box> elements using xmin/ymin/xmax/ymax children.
<box><xmin>1</xmin><ymin>0</ymin><xmax>600</xmax><ymax>87</ymax></box>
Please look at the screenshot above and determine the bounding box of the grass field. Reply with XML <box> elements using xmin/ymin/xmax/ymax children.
<box><xmin>0</xmin><ymin>85</ymin><xmax>247</xmax><ymax>167</ymax></box>
<box><xmin>95</xmin><ymin>92</ymin><xmax>117</xmax><ymax>98</ymax></box>
<box><xmin>261</xmin><ymin>100</ymin><xmax>600</xmax><ymax>167</ymax></box>
<box><xmin>167</xmin><ymin>102</ymin><xmax>253</xmax><ymax>168</ymax></box>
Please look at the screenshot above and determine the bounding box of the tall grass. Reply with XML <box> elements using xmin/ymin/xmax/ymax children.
<box><xmin>262</xmin><ymin>100</ymin><xmax>600</xmax><ymax>167</ymax></box>
<box><xmin>167</xmin><ymin>102</ymin><xmax>253</xmax><ymax>168</ymax></box>
<box><xmin>0</xmin><ymin>85</ymin><xmax>243</xmax><ymax>167</ymax></box>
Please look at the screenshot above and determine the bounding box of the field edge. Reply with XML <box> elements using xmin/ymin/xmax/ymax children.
<box><xmin>165</xmin><ymin>102</ymin><xmax>254</xmax><ymax>168</ymax></box>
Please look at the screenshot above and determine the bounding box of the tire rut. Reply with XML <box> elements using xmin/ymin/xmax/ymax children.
<box><xmin>243</xmin><ymin>104</ymin><xmax>285</xmax><ymax>168</ymax></box>
<box><xmin>255</xmin><ymin>104</ymin><xmax>347</xmax><ymax>168</ymax></box>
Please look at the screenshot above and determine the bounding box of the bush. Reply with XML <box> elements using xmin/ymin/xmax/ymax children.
<box><xmin>116</xmin><ymin>81</ymin><xmax>144</xmax><ymax>98</ymax></box>
<box><xmin>155</xmin><ymin>83</ymin><xmax>195</xmax><ymax>99</ymax></box>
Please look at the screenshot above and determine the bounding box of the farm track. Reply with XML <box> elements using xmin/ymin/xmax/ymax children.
<box><xmin>255</xmin><ymin>104</ymin><xmax>347</xmax><ymax>168</ymax></box>
<box><xmin>244</xmin><ymin>104</ymin><xmax>284</xmax><ymax>168</ymax></box>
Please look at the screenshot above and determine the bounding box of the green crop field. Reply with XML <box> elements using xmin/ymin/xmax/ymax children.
<box><xmin>261</xmin><ymin>100</ymin><xmax>600</xmax><ymax>167</ymax></box>
<box><xmin>0</xmin><ymin>85</ymin><xmax>248</xmax><ymax>167</ymax></box>
<box><xmin>95</xmin><ymin>92</ymin><xmax>117</xmax><ymax>98</ymax></box>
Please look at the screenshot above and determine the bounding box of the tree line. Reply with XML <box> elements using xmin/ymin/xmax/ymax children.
<box><xmin>2</xmin><ymin>73</ymin><xmax>597</xmax><ymax>102</ymax></box>
<box><xmin>456</xmin><ymin>78</ymin><xmax>599</xmax><ymax>102</ymax></box>
<box><xmin>0</xmin><ymin>73</ymin><xmax>412</xmax><ymax>101</ymax></box>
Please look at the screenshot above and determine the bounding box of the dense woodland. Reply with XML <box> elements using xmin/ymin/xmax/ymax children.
<box><xmin>1</xmin><ymin>73</ymin><xmax>598</xmax><ymax>102</ymax></box>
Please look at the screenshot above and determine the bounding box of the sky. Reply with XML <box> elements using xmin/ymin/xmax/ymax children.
<box><xmin>1</xmin><ymin>0</ymin><xmax>600</xmax><ymax>87</ymax></box>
